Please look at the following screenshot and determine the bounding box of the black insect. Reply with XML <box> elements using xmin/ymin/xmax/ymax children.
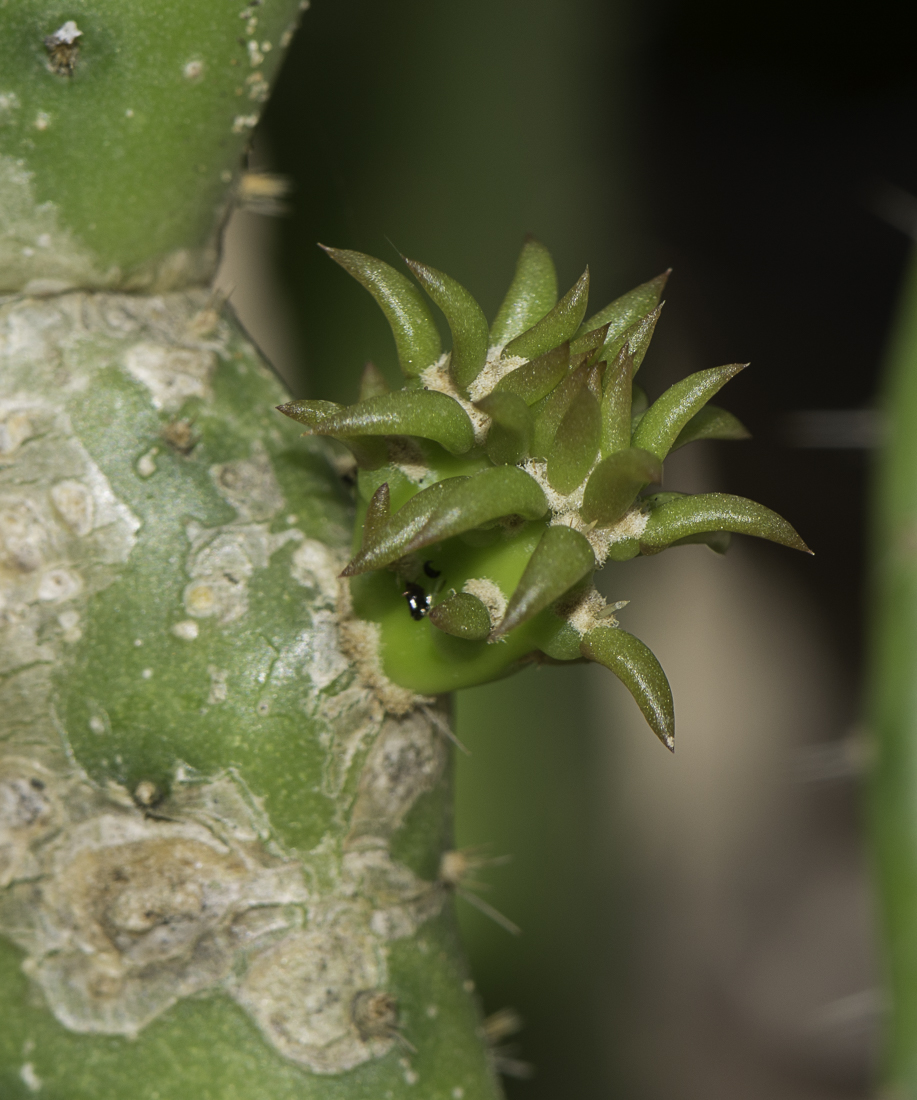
<box><xmin>402</xmin><ymin>581</ymin><xmax>431</xmax><ymax>621</ymax></box>
<box><xmin>423</xmin><ymin>561</ymin><xmax>441</xmax><ymax>579</ymax></box>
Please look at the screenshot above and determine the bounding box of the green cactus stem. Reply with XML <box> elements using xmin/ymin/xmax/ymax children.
<box><xmin>869</xmin><ymin>252</ymin><xmax>917</xmax><ymax>1098</ymax></box>
<box><xmin>280</xmin><ymin>242</ymin><xmax>811</xmax><ymax>750</ymax></box>
<box><xmin>0</xmin><ymin>4</ymin><xmax>506</xmax><ymax>1099</ymax></box>
<box><xmin>0</xmin><ymin>0</ymin><xmax>307</xmax><ymax>292</ymax></box>
<box><xmin>0</xmin><ymin>288</ymin><xmax>504</xmax><ymax>1100</ymax></box>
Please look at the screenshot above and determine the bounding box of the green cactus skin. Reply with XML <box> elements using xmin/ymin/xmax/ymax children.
<box><xmin>280</xmin><ymin>243</ymin><xmax>811</xmax><ymax>750</ymax></box>
<box><xmin>0</xmin><ymin>291</ymin><xmax>501</xmax><ymax>1100</ymax></box>
<box><xmin>0</xmin><ymin>0</ymin><xmax>307</xmax><ymax>292</ymax></box>
<box><xmin>0</xmin><ymin>4</ymin><xmax>506</xmax><ymax>1098</ymax></box>
<box><xmin>870</xmin><ymin>254</ymin><xmax>917</xmax><ymax>1099</ymax></box>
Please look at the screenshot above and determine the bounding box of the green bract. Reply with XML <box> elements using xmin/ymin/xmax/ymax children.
<box><xmin>280</xmin><ymin>241</ymin><xmax>811</xmax><ymax>750</ymax></box>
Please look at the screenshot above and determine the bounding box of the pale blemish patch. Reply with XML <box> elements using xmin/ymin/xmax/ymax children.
<box><xmin>0</xmin><ymin>764</ymin><xmax>310</xmax><ymax>1038</ymax></box>
<box><xmin>0</xmin><ymin>409</ymin><xmax>32</xmax><ymax>455</ymax></box>
<box><xmin>290</xmin><ymin>538</ymin><xmax>345</xmax><ymax>608</ymax></box>
<box><xmin>183</xmin><ymin>59</ymin><xmax>205</xmax><ymax>81</ymax></box>
<box><xmin>0</xmin><ymin>161</ymin><xmax>173</xmax><ymax>293</ymax></box>
<box><xmin>57</xmin><ymin>608</ymin><xmax>81</xmax><ymax>643</ymax></box>
<box><xmin>552</xmin><ymin>504</ymin><xmax>649</xmax><ymax>563</ymax></box>
<box><xmin>182</xmin><ymin>447</ymin><xmax>300</xmax><ymax>624</ymax></box>
<box><xmin>207</xmin><ymin>666</ymin><xmax>228</xmax><ymax>705</ymax></box>
<box><xmin>136</xmin><ymin>448</ymin><xmax>158</xmax><ymax>478</ymax></box>
<box><xmin>50</xmin><ymin>480</ymin><xmax>94</xmax><ymax>537</ymax></box>
<box><xmin>123</xmin><ymin>343</ymin><xmax>216</xmax><ymax>411</ymax></box>
<box><xmin>211</xmin><ymin>444</ymin><xmax>284</xmax><ymax>522</ymax></box>
<box><xmin>0</xmin><ymin>92</ymin><xmax>21</xmax><ymax>124</ymax></box>
<box><xmin>235</xmin><ymin>925</ymin><xmax>389</xmax><ymax>1074</ymax></box>
<box><xmin>36</xmin><ymin>568</ymin><xmax>81</xmax><ymax>603</ymax></box>
<box><xmin>182</xmin><ymin>520</ymin><xmax>301</xmax><ymax>625</ymax></box>
<box><xmin>133</xmin><ymin>780</ymin><xmax>158</xmax><ymax>808</ymax></box>
<box><xmin>0</xmin><ymin>741</ymin><xmax>448</xmax><ymax>1070</ymax></box>
<box><xmin>246</xmin><ymin>71</ymin><xmax>269</xmax><ymax>103</ymax></box>
<box><xmin>521</xmin><ymin>457</ymin><xmax>587</xmax><ymax>519</ymax></box>
<box><xmin>346</xmin><ymin>708</ymin><xmax>448</xmax><ymax>848</ymax></box>
<box><xmin>171</xmin><ymin>619</ymin><xmax>198</xmax><ymax>641</ymax></box>
<box><xmin>313</xmin><ymin>684</ymin><xmax>381</xmax><ymax>802</ymax></box>
<box><xmin>0</xmin><ymin>757</ymin><xmax>60</xmax><ymax>887</ymax></box>
<box><xmin>0</xmin><ymin>160</ymin><xmax>217</xmax><ymax>294</ymax></box>
<box><xmin>335</xmin><ymin>566</ymin><xmax>434</xmax><ymax>716</ymax></box>
<box><xmin>0</xmin><ymin>395</ymin><xmax>139</xmax><ymax>761</ymax></box>
<box><xmin>20</xmin><ymin>1062</ymin><xmax>41</xmax><ymax>1092</ymax></box>
<box><xmin>300</xmin><ymin>610</ymin><xmax>350</xmax><ymax>690</ymax></box>
<box><xmin>418</xmin><ymin>345</ymin><xmax>531</xmax><ymax>442</ymax></box>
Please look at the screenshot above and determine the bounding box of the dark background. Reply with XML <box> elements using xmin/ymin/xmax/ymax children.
<box><xmin>244</xmin><ymin>1</ymin><xmax>917</xmax><ymax>1094</ymax></box>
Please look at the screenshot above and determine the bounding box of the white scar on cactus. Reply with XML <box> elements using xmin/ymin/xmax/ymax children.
<box><xmin>0</xmin><ymin>746</ymin><xmax>447</xmax><ymax>1072</ymax></box>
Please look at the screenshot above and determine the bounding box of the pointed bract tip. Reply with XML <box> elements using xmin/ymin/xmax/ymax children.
<box><xmin>318</xmin><ymin>242</ymin><xmax>346</xmax><ymax>264</ymax></box>
<box><xmin>714</xmin><ymin>361</ymin><xmax>749</xmax><ymax>382</ymax></box>
<box><xmin>276</xmin><ymin>403</ymin><xmax>314</xmax><ymax>430</ymax></box>
<box><xmin>651</xmin><ymin>268</ymin><xmax>672</xmax><ymax>292</ymax></box>
<box><xmin>785</xmin><ymin>528</ymin><xmax>814</xmax><ymax>555</ymax></box>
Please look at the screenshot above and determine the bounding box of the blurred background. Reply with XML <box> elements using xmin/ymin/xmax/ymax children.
<box><xmin>217</xmin><ymin>0</ymin><xmax>917</xmax><ymax>1094</ymax></box>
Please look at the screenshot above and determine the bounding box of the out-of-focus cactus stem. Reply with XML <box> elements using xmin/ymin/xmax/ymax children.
<box><xmin>870</xmin><ymin>252</ymin><xmax>917</xmax><ymax>1097</ymax></box>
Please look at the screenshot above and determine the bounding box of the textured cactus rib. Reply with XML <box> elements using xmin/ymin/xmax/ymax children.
<box><xmin>280</xmin><ymin>242</ymin><xmax>811</xmax><ymax>749</ymax></box>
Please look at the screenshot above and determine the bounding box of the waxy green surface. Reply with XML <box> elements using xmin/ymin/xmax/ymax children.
<box><xmin>0</xmin><ymin>0</ymin><xmax>304</xmax><ymax>288</ymax></box>
<box><xmin>0</xmin><ymin>300</ymin><xmax>502</xmax><ymax>1100</ymax></box>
